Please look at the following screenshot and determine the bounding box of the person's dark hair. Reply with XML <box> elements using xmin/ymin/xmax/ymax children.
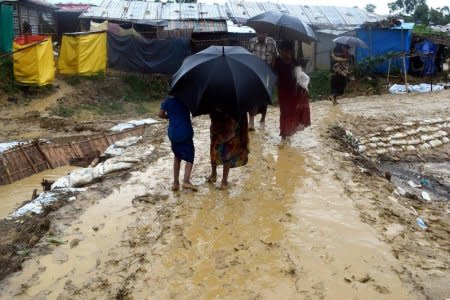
<box><xmin>280</xmin><ymin>40</ymin><xmax>294</xmax><ymax>51</ymax></box>
<box><xmin>334</xmin><ymin>43</ymin><xmax>350</xmax><ymax>54</ymax></box>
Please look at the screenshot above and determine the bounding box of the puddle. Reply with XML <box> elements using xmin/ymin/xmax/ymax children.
<box><xmin>0</xmin><ymin>166</ymin><xmax>78</xmax><ymax>219</ymax></box>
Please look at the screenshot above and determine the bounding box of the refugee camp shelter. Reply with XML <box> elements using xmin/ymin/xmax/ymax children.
<box><xmin>13</xmin><ymin>35</ymin><xmax>55</xmax><ymax>85</ymax></box>
<box><xmin>356</xmin><ymin>22</ymin><xmax>414</xmax><ymax>74</ymax></box>
<box><xmin>0</xmin><ymin>0</ymin><xmax>56</xmax><ymax>52</ymax></box>
<box><xmin>80</xmin><ymin>1</ymin><xmax>228</xmax><ymax>39</ymax></box>
<box><xmin>55</xmin><ymin>3</ymin><xmax>91</xmax><ymax>41</ymax></box>
<box><xmin>225</xmin><ymin>0</ymin><xmax>382</xmax><ymax>70</ymax></box>
<box><xmin>58</xmin><ymin>31</ymin><xmax>107</xmax><ymax>76</ymax></box>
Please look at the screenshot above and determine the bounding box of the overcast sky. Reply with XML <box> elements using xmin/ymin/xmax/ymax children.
<box><xmin>50</xmin><ymin>0</ymin><xmax>449</xmax><ymax>15</ymax></box>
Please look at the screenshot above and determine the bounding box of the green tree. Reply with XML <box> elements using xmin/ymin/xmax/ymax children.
<box><xmin>429</xmin><ymin>8</ymin><xmax>444</xmax><ymax>24</ymax></box>
<box><xmin>388</xmin><ymin>0</ymin><xmax>426</xmax><ymax>14</ymax></box>
<box><xmin>364</xmin><ymin>4</ymin><xmax>376</xmax><ymax>13</ymax></box>
<box><xmin>413</xmin><ymin>4</ymin><xmax>429</xmax><ymax>24</ymax></box>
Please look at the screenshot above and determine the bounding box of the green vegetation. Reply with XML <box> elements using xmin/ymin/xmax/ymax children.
<box><xmin>0</xmin><ymin>57</ymin><xmax>17</xmax><ymax>95</ymax></box>
<box><xmin>122</xmin><ymin>74</ymin><xmax>168</xmax><ymax>103</ymax></box>
<box><xmin>308</xmin><ymin>70</ymin><xmax>330</xmax><ymax>101</ymax></box>
<box><xmin>79</xmin><ymin>101</ymin><xmax>124</xmax><ymax>115</ymax></box>
<box><xmin>63</xmin><ymin>72</ymin><xmax>106</xmax><ymax>86</ymax></box>
<box><xmin>52</xmin><ymin>104</ymin><xmax>75</xmax><ymax>118</ymax></box>
<box><xmin>413</xmin><ymin>24</ymin><xmax>450</xmax><ymax>40</ymax></box>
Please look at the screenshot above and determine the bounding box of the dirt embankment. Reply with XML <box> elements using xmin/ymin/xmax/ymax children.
<box><xmin>330</xmin><ymin>91</ymin><xmax>450</xmax><ymax>299</ymax></box>
<box><xmin>0</xmin><ymin>73</ymin><xmax>167</xmax><ymax>141</ymax></box>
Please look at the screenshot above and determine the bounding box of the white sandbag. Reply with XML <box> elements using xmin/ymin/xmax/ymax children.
<box><xmin>128</xmin><ymin>118</ymin><xmax>158</xmax><ymax>126</ymax></box>
<box><xmin>10</xmin><ymin>192</ymin><xmax>57</xmax><ymax>217</ymax></box>
<box><xmin>51</xmin><ymin>175</ymin><xmax>71</xmax><ymax>190</ymax></box>
<box><xmin>110</xmin><ymin>123</ymin><xmax>136</xmax><ymax>132</ymax></box>
<box><xmin>0</xmin><ymin>141</ymin><xmax>23</xmax><ymax>153</ymax></box>
<box><xmin>104</xmin><ymin>145</ymin><xmax>123</xmax><ymax>156</ymax></box>
<box><xmin>93</xmin><ymin>160</ymin><xmax>133</xmax><ymax>178</ymax></box>
<box><xmin>114</xmin><ymin>136</ymin><xmax>142</xmax><ymax>148</ymax></box>
<box><xmin>68</xmin><ymin>167</ymin><xmax>95</xmax><ymax>187</ymax></box>
<box><xmin>102</xmin><ymin>160</ymin><xmax>133</xmax><ymax>175</ymax></box>
<box><xmin>92</xmin><ymin>162</ymin><xmax>106</xmax><ymax>178</ymax></box>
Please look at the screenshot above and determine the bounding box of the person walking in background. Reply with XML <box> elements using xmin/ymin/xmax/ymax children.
<box><xmin>248</xmin><ymin>32</ymin><xmax>277</xmax><ymax>131</ymax></box>
<box><xmin>159</xmin><ymin>95</ymin><xmax>198</xmax><ymax>192</ymax></box>
<box><xmin>329</xmin><ymin>44</ymin><xmax>351</xmax><ymax>105</ymax></box>
<box><xmin>208</xmin><ymin>110</ymin><xmax>249</xmax><ymax>190</ymax></box>
<box><xmin>273</xmin><ymin>41</ymin><xmax>311</xmax><ymax>141</ymax></box>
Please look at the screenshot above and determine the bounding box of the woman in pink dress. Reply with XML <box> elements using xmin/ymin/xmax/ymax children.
<box><xmin>273</xmin><ymin>41</ymin><xmax>311</xmax><ymax>140</ymax></box>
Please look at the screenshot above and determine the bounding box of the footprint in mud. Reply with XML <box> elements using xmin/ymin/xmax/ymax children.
<box><xmin>132</xmin><ymin>193</ymin><xmax>169</xmax><ymax>206</ymax></box>
<box><xmin>52</xmin><ymin>248</ymin><xmax>69</xmax><ymax>264</ymax></box>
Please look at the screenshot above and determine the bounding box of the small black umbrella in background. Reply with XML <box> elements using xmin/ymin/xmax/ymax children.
<box><xmin>332</xmin><ymin>36</ymin><xmax>368</xmax><ymax>48</ymax></box>
<box><xmin>245</xmin><ymin>11</ymin><xmax>317</xmax><ymax>43</ymax></box>
<box><xmin>170</xmin><ymin>46</ymin><xmax>276</xmax><ymax>119</ymax></box>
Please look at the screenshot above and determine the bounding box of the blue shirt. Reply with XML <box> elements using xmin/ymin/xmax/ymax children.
<box><xmin>161</xmin><ymin>97</ymin><xmax>193</xmax><ymax>143</ymax></box>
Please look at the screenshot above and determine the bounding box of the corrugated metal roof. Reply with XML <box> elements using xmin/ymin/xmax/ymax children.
<box><xmin>82</xmin><ymin>1</ymin><xmax>227</xmax><ymax>22</ymax></box>
<box><xmin>1</xmin><ymin>0</ymin><xmax>57</xmax><ymax>9</ymax></box>
<box><xmin>226</xmin><ymin>0</ymin><xmax>382</xmax><ymax>27</ymax></box>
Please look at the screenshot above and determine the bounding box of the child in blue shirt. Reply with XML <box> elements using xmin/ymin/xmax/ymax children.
<box><xmin>159</xmin><ymin>96</ymin><xmax>197</xmax><ymax>191</ymax></box>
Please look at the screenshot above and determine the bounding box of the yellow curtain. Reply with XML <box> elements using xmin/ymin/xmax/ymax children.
<box><xmin>58</xmin><ymin>32</ymin><xmax>107</xmax><ymax>75</ymax></box>
<box><xmin>13</xmin><ymin>37</ymin><xmax>55</xmax><ymax>86</ymax></box>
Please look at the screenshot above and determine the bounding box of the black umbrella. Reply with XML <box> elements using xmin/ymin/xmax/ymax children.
<box><xmin>170</xmin><ymin>46</ymin><xmax>276</xmax><ymax>119</ymax></box>
<box><xmin>333</xmin><ymin>36</ymin><xmax>368</xmax><ymax>48</ymax></box>
<box><xmin>245</xmin><ymin>11</ymin><xmax>316</xmax><ymax>43</ymax></box>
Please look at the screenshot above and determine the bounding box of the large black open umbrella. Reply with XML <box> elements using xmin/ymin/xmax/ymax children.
<box><xmin>245</xmin><ymin>11</ymin><xmax>316</xmax><ymax>43</ymax></box>
<box><xmin>170</xmin><ymin>46</ymin><xmax>276</xmax><ymax>119</ymax></box>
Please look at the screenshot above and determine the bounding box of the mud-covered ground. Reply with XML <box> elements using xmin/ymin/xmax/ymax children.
<box><xmin>0</xmin><ymin>89</ymin><xmax>449</xmax><ymax>299</ymax></box>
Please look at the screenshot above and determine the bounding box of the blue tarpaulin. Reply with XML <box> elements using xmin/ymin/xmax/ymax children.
<box><xmin>356</xmin><ymin>23</ymin><xmax>414</xmax><ymax>74</ymax></box>
<box><xmin>107</xmin><ymin>32</ymin><xmax>191</xmax><ymax>74</ymax></box>
<box><xmin>415</xmin><ymin>39</ymin><xmax>438</xmax><ymax>76</ymax></box>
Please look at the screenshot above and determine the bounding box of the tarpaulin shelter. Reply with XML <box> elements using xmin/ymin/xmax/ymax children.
<box><xmin>58</xmin><ymin>31</ymin><xmax>107</xmax><ymax>75</ymax></box>
<box><xmin>107</xmin><ymin>32</ymin><xmax>191</xmax><ymax>74</ymax></box>
<box><xmin>0</xmin><ymin>3</ymin><xmax>14</xmax><ymax>52</ymax></box>
<box><xmin>356</xmin><ymin>23</ymin><xmax>414</xmax><ymax>74</ymax></box>
<box><xmin>415</xmin><ymin>39</ymin><xmax>438</xmax><ymax>76</ymax></box>
<box><xmin>13</xmin><ymin>35</ymin><xmax>55</xmax><ymax>85</ymax></box>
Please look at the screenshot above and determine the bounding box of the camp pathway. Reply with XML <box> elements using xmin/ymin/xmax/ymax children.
<box><xmin>0</xmin><ymin>102</ymin><xmax>419</xmax><ymax>299</ymax></box>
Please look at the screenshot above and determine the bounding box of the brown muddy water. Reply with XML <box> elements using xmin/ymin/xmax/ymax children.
<box><xmin>0</xmin><ymin>166</ymin><xmax>78</xmax><ymax>219</ymax></box>
<box><xmin>0</xmin><ymin>103</ymin><xmax>418</xmax><ymax>299</ymax></box>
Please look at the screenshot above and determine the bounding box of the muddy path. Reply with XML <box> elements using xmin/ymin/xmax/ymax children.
<box><xmin>1</xmin><ymin>91</ymin><xmax>449</xmax><ymax>299</ymax></box>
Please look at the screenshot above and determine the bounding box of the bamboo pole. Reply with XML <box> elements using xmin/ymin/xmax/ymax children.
<box><xmin>19</xmin><ymin>145</ymin><xmax>38</xmax><ymax>174</ymax></box>
<box><xmin>387</xmin><ymin>58</ymin><xmax>392</xmax><ymax>86</ymax></box>
<box><xmin>36</xmin><ymin>142</ymin><xmax>54</xmax><ymax>169</ymax></box>
<box><xmin>3</xmin><ymin>161</ymin><xmax>13</xmax><ymax>184</ymax></box>
<box><xmin>402</xmin><ymin>54</ymin><xmax>408</xmax><ymax>92</ymax></box>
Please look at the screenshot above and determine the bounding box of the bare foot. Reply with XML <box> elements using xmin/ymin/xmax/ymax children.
<box><xmin>182</xmin><ymin>182</ymin><xmax>198</xmax><ymax>191</ymax></box>
<box><xmin>172</xmin><ymin>182</ymin><xmax>180</xmax><ymax>191</ymax></box>
<box><xmin>219</xmin><ymin>182</ymin><xmax>228</xmax><ymax>190</ymax></box>
<box><xmin>207</xmin><ymin>174</ymin><xmax>217</xmax><ymax>183</ymax></box>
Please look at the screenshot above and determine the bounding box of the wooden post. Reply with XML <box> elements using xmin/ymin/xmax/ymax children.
<box><xmin>36</xmin><ymin>142</ymin><xmax>54</xmax><ymax>169</ymax></box>
<box><xmin>19</xmin><ymin>145</ymin><xmax>38</xmax><ymax>174</ymax></box>
<box><xmin>103</xmin><ymin>132</ymin><xmax>112</xmax><ymax>145</ymax></box>
<box><xmin>402</xmin><ymin>54</ymin><xmax>408</xmax><ymax>92</ymax></box>
<box><xmin>387</xmin><ymin>58</ymin><xmax>392</xmax><ymax>86</ymax></box>
<box><xmin>2</xmin><ymin>160</ymin><xmax>13</xmax><ymax>184</ymax></box>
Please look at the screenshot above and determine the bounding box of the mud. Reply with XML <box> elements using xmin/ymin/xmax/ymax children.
<box><xmin>0</xmin><ymin>90</ymin><xmax>449</xmax><ymax>299</ymax></box>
